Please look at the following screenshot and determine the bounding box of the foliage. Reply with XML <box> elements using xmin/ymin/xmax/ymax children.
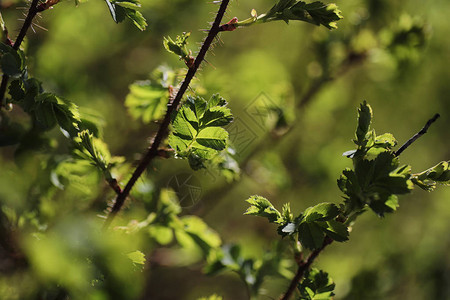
<box><xmin>168</xmin><ymin>94</ymin><xmax>233</xmax><ymax>170</ymax></box>
<box><xmin>0</xmin><ymin>0</ymin><xmax>448</xmax><ymax>299</ymax></box>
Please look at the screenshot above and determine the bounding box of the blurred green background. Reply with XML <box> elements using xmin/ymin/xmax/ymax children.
<box><xmin>0</xmin><ymin>0</ymin><xmax>449</xmax><ymax>299</ymax></box>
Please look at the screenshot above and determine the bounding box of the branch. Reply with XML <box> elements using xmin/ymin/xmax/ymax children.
<box><xmin>0</xmin><ymin>0</ymin><xmax>40</xmax><ymax>108</ymax></box>
<box><xmin>394</xmin><ymin>113</ymin><xmax>440</xmax><ymax>157</ymax></box>
<box><xmin>279</xmin><ymin>237</ymin><xmax>333</xmax><ymax>300</ymax></box>
<box><xmin>103</xmin><ymin>0</ymin><xmax>231</xmax><ymax>229</ymax></box>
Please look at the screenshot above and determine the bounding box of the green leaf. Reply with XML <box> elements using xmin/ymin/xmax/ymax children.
<box><xmin>127</xmin><ymin>250</ymin><xmax>146</xmax><ymax>265</ymax></box>
<box><xmin>169</xmin><ymin>94</ymin><xmax>233</xmax><ymax>170</ymax></box>
<box><xmin>255</xmin><ymin>1</ymin><xmax>343</xmax><ymax>29</ymax></box>
<box><xmin>302</xmin><ymin>203</ymin><xmax>340</xmax><ymax>222</ymax></box>
<box><xmin>125</xmin><ymin>81</ymin><xmax>168</xmax><ymax>123</ymax></box>
<box><xmin>339</xmin><ymin>145</ymin><xmax>413</xmax><ymax>216</ymax></box>
<box><xmin>196</xmin><ymin>127</ymin><xmax>228</xmax><ymax>150</ymax></box>
<box><xmin>105</xmin><ymin>0</ymin><xmax>147</xmax><ymax>30</ymax></box>
<box><xmin>375</xmin><ymin>133</ymin><xmax>397</xmax><ymax>148</ymax></box>
<box><xmin>244</xmin><ymin>195</ymin><xmax>282</xmax><ymax>223</ymax></box>
<box><xmin>1</xmin><ymin>52</ymin><xmax>21</xmax><ymax>76</ymax></box>
<box><xmin>73</xmin><ymin>130</ymin><xmax>111</xmax><ymax>171</ymax></box>
<box><xmin>34</xmin><ymin>101</ymin><xmax>57</xmax><ymax>130</ymax></box>
<box><xmin>318</xmin><ymin>220</ymin><xmax>349</xmax><ymax>242</ymax></box>
<box><xmin>163</xmin><ymin>32</ymin><xmax>191</xmax><ymax>58</ymax></box>
<box><xmin>354</xmin><ymin>101</ymin><xmax>373</xmax><ymax>147</ymax></box>
<box><xmin>298</xmin><ymin>268</ymin><xmax>335</xmax><ymax>300</ymax></box>
<box><xmin>298</xmin><ymin>222</ymin><xmax>325</xmax><ymax>250</ymax></box>
<box><xmin>148</xmin><ymin>225</ymin><xmax>173</xmax><ymax>245</ymax></box>
<box><xmin>412</xmin><ymin>161</ymin><xmax>450</xmax><ymax>191</ymax></box>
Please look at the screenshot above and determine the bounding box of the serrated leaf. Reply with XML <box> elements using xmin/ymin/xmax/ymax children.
<box><xmin>375</xmin><ymin>133</ymin><xmax>397</xmax><ymax>148</ymax></box>
<box><xmin>298</xmin><ymin>222</ymin><xmax>325</xmax><ymax>250</ymax></box>
<box><xmin>123</xmin><ymin>7</ymin><xmax>147</xmax><ymax>31</ymax></box>
<box><xmin>202</xmin><ymin>107</ymin><xmax>233</xmax><ymax>127</ymax></box>
<box><xmin>244</xmin><ymin>195</ymin><xmax>282</xmax><ymax>223</ymax></box>
<box><xmin>318</xmin><ymin>220</ymin><xmax>348</xmax><ymax>242</ymax></box>
<box><xmin>196</xmin><ymin>127</ymin><xmax>228</xmax><ymax>150</ymax></box>
<box><xmin>169</xmin><ymin>94</ymin><xmax>233</xmax><ymax>170</ymax></box>
<box><xmin>368</xmin><ymin>194</ymin><xmax>399</xmax><ymax>217</ymax></box>
<box><xmin>412</xmin><ymin>161</ymin><xmax>450</xmax><ymax>191</ymax></box>
<box><xmin>127</xmin><ymin>250</ymin><xmax>146</xmax><ymax>265</ymax></box>
<box><xmin>73</xmin><ymin>130</ymin><xmax>111</xmax><ymax>171</ymax></box>
<box><xmin>302</xmin><ymin>203</ymin><xmax>340</xmax><ymax>223</ymax></box>
<box><xmin>355</xmin><ymin>101</ymin><xmax>372</xmax><ymax>146</ymax></box>
<box><xmin>259</xmin><ymin>0</ymin><xmax>342</xmax><ymax>29</ymax></box>
<box><xmin>163</xmin><ymin>32</ymin><xmax>191</xmax><ymax>58</ymax></box>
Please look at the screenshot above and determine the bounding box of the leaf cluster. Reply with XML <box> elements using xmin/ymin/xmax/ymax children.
<box><xmin>117</xmin><ymin>188</ymin><xmax>222</xmax><ymax>263</ymax></box>
<box><xmin>245</xmin><ymin>196</ymin><xmax>348</xmax><ymax>250</ymax></box>
<box><xmin>168</xmin><ymin>94</ymin><xmax>233</xmax><ymax>170</ymax></box>
<box><xmin>163</xmin><ymin>32</ymin><xmax>194</xmax><ymax>67</ymax></box>
<box><xmin>205</xmin><ymin>243</ymin><xmax>293</xmax><ymax>297</ymax></box>
<box><xmin>339</xmin><ymin>102</ymin><xmax>413</xmax><ymax>216</ymax></box>
<box><xmin>298</xmin><ymin>268</ymin><xmax>335</xmax><ymax>300</ymax></box>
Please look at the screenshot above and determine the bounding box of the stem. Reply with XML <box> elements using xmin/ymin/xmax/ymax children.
<box><xmin>279</xmin><ymin>237</ymin><xmax>333</xmax><ymax>300</ymax></box>
<box><xmin>394</xmin><ymin>113</ymin><xmax>440</xmax><ymax>157</ymax></box>
<box><xmin>103</xmin><ymin>0</ymin><xmax>231</xmax><ymax>229</ymax></box>
<box><xmin>0</xmin><ymin>0</ymin><xmax>41</xmax><ymax>107</ymax></box>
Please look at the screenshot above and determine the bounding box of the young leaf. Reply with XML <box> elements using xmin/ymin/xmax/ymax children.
<box><xmin>354</xmin><ymin>101</ymin><xmax>373</xmax><ymax>147</ymax></box>
<box><xmin>412</xmin><ymin>161</ymin><xmax>450</xmax><ymax>191</ymax></box>
<box><xmin>302</xmin><ymin>203</ymin><xmax>340</xmax><ymax>222</ymax></box>
<box><xmin>236</xmin><ymin>1</ymin><xmax>343</xmax><ymax>30</ymax></box>
<box><xmin>163</xmin><ymin>32</ymin><xmax>194</xmax><ymax>66</ymax></box>
<box><xmin>73</xmin><ymin>130</ymin><xmax>111</xmax><ymax>172</ymax></box>
<box><xmin>168</xmin><ymin>94</ymin><xmax>233</xmax><ymax>170</ymax></box>
<box><xmin>244</xmin><ymin>195</ymin><xmax>282</xmax><ymax>223</ymax></box>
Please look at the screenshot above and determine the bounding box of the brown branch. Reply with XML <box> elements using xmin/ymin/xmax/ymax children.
<box><xmin>279</xmin><ymin>237</ymin><xmax>333</xmax><ymax>300</ymax></box>
<box><xmin>394</xmin><ymin>113</ymin><xmax>440</xmax><ymax>157</ymax></box>
<box><xmin>0</xmin><ymin>0</ymin><xmax>41</xmax><ymax>107</ymax></box>
<box><xmin>103</xmin><ymin>0</ymin><xmax>232</xmax><ymax>229</ymax></box>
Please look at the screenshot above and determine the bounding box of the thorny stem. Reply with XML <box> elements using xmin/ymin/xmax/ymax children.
<box><xmin>0</xmin><ymin>0</ymin><xmax>48</xmax><ymax>107</ymax></box>
<box><xmin>279</xmin><ymin>237</ymin><xmax>333</xmax><ymax>300</ymax></box>
<box><xmin>103</xmin><ymin>0</ymin><xmax>231</xmax><ymax>229</ymax></box>
<box><xmin>394</xmin><ymin>113</ymin><xmax>440</xmax><ymax>157</ymax></box>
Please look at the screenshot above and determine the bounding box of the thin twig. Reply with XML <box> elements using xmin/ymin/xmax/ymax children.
<box><xmin>394</xmin><ymin>113</ymin><xmax>440</xmax><ymax>157</ymax></box>
<box><xmin>279</xmin><ymin>237</ymin><xmax>333</xmax><ymax>300</ymax></box>
<box><xmin>0</xmin><ymin>0</ymin><xmax>40</xmax><ymax>107</ymax></box>
<box><xmin>103</xmin><ymin>0</ymin><xmax>232</xmax><ymax>229</ymax></box>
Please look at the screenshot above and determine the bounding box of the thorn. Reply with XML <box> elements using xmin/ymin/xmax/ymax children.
<box><xmin>204</xmin><ymin>58</ymin><xmax>216</xmax><ymax>70</ymax></box>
